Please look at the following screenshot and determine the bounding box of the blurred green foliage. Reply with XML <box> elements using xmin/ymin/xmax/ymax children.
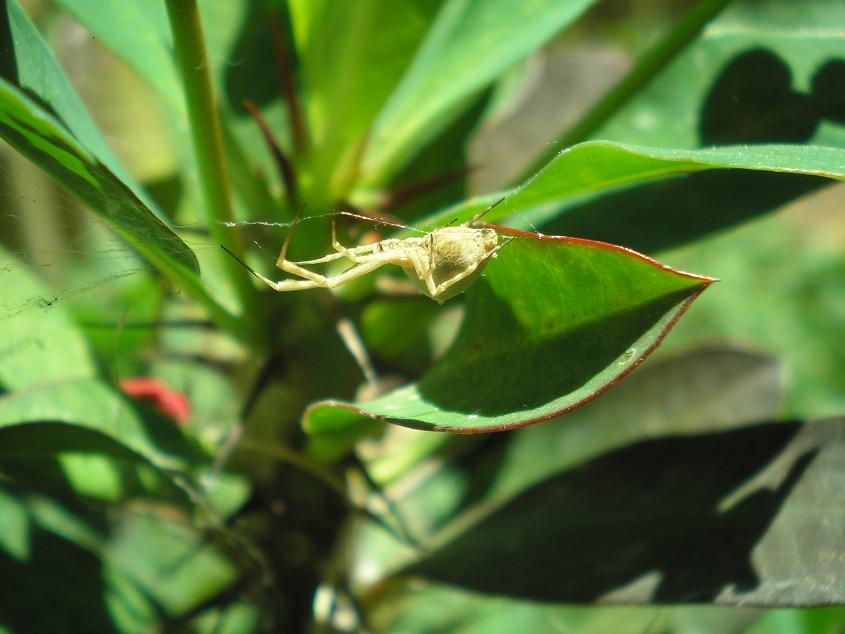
<box><xmin>1</xmin><ymin>0</ymin><xmax>844</xmax><ymax>632</ymax></box>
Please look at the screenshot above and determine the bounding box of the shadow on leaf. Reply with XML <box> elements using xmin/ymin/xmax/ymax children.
<box><xmin>407</xmin><ymin>421</ymin><xmax>837</xmax><ymax>605</ymax></box>
<box><xmin>700</xmin><ymin>49</ymin><xmax>845</xmax><ymax>145</ymax></box>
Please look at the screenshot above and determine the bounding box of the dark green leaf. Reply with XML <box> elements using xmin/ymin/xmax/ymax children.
<box><xmin>0</xmin><ymin>486</ymin><xmax>118</xmax><ymax>632</ymax></box>
<box><xmin>405</xmin><ymin>418</ymin><xmax>845</xmax><ymax>606</ymax></box>
<box><xmin>306</xmin><ymin>230</ymin><xmax>713</xmax><ymax>433</ymax></box>
<box><xmin>353</xmin><ymin>346</ymin><xmax>785</xmax><ymax>566</ymax></box>
<box><xmin>0</xmin><ymin>378</ymin><xmax>198</xmax><ymax>472</ymax></box>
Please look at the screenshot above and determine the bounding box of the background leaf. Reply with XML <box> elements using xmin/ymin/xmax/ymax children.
<box><xmin>0</xmin><ymin>379</ymin><xmax>198</xmax><ymax>472</ymax></box>
<box><xmin>353</xmin><ymin>346</ymin><xmax>786</xmax><ymax>573</ymax></box>
<box><xmin>592</xmin><ymin>0</ymin><xmax>845</xmax><ymax>150</ymax></box>
<box><xmin>405</xmin><ymin>418</ymin><xmax>845</xmax><ymax>606</ymax></box>
<box><xmin>289</xmin><ymin>0</ymin><xmax>443</xmax><ymax>200</ymax></box>
<box><xmin>1</xmin><ymin>0</ymin><xmax>163</xmax><ymax>211</ymax></box>
<box><xmin>360</xmin><ymin>0</ymin><xmax>599</xmax><ymax>184</ymax></box>
<box><xmin>658</xmin><ymin>185</ymin><xmax>845</xmax><ymax>418</ymax></box>
<box><xmin>0</xmin><ymin>244</ymin><xmax>96</xmax><ymax>389</ymax></box>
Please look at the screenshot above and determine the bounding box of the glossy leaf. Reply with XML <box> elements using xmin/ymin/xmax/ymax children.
<box><xmin>306</xmin><ymin>229</ymin><xmax>713</xmax><ymax>433</ymax></box>
<box><xmin>361</xmin><ymin>0</ymin><xmax>599</xmax><ymax>183</ymax></box>
<box><xmin>420</xmin><ymin>141</ymin><xmax>845</xmax><ymax>229</ymax></box>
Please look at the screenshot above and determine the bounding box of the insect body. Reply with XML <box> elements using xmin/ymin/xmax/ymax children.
<box><xmin>224</xmin><ymin>201</ymin><xmax>510</xmax><ymax>304</ymax></box>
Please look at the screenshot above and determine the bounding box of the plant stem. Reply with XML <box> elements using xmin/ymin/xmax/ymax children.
<box><xmin>164</xmin><ymin>0</ymin><xmax>260</xmax><ymax>329</ymax></box>
<box><xmin>524</xmin><ymin>0</ymin><xmax>733</xmax><ymax>178</ymax></box>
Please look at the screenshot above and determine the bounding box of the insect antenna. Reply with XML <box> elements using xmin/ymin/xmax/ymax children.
<box><xmin>467</xmin><ymin>196</ymin><xmax>506</xmax><ymax>226</ymax></box>
<box><xmin>220</xmin><ymin>244</ymin><xmax>264</xmax><ymax>283</ymax></box>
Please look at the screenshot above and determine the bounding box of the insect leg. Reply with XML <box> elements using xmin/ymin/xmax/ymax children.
<box><xmin>406</xmin><ymin>250</ymin><xmax>437</xmax><ymax>297</ymax></box>
<box><xmin>221</xmin><ymin>245</ymin><xmax>325</xmax><ymax>291</ymax></box>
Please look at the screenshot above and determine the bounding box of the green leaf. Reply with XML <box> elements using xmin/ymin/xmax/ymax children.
<box><xmin>421</xmin><ymin>141</ymin><xmax>845</xmax><ymax>230</ymax></box>
<box><xmin>290</xmin><ymin>0</ymin><xmax>443</xmax><ymax>198</ymax></box>
<box><xmin>591</xmin><ymin>0</ymin><xmax>845</xmax><ymax>150</ymax></box>
<box><xmin>51</xmin><ymin>0</ymin><xmax>285</xmax><ymax>222</ymax></box>
<box><xmin>0</xmin><ymin>487</ymin><xmax>118</xmax><ymax>632</ymax></box>
<box><xmin>658</xmin><ymin>191</ymin><xmax>845</xmax><ymax>418</ymax></box>
<box><xmin>361</xmin><ymin>298</ymin><xmax>440</xmax><ymax>375</ymax></box>
<box><xmin>405</xmin><ymin>418</ymin><xmax>845</xmax><ymax>606</ymax></box>
<box><xmin>0</xmin><ymin>245</ymin><xmax>97</xmax><ymax>389</ymax></box>
<box><xmin>2</xmin><ymin>0</ymin><xmax>161</xmax><ymax>210</ymax></box>
<box><xmin>747</xmin><ymin>608</ymin><xmax>845</xmax><ymax>634</ymax></box>
<box><xmin>353</xmin><ymin>346</ymin><xmax>785</xmax><ymax>569</ymax></box>
<box><xmin>49</xmin><ymin>0</ymin><xmax>183</xmax><ymax>117</ymax></box>
<box><xmin>306</xmin><ymin>230</ymin><xmax>713</xmax><ymax>433</ymax></box>
<box><xmin>0</xmin><ymin>78</ymin><xmax>255</xmax><ymax>342</ymax></box>
<box><xmin>0</xmin><ymin>379</ymin><xmax>198</xmax><ymax>472</ymax></box>
<box><xmin>106</xmin><ymin>513</ymin><xmax>241</xmax><ymax>616</ymax></box>
<box><xmin>522</xmin><ymin>0</ymin><xmax>845</xmax><ymax>252</ymax></box>
<box><xmin>371</xmin><ymin>584</ymin><xmax>762</xmax><ymax>634</ymax></box>
<box><xmin>527</xmin><ymin>0</ymin><xmax>733</xmax><ymax>167</ymax></box>
<box><xmin>361</xmin><ymin>0</ymin><xmax>599</xmax><ymax>183</ymax></box>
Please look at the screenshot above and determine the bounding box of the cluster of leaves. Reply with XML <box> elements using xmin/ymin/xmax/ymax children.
<box><xmin>0</xmin><ymin>0</ymin><xmax>844</xmax><ymax>632</ymax></box>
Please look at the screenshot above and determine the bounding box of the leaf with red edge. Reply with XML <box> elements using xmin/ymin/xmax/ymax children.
<box><xmin>305</xmin><ymin>227</ymin><xmax>714</xmax><ymax>436</ymax></box>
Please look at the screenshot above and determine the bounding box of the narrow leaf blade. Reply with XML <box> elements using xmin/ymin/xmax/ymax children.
<box><xmin>362</xmin><ymin>0</ymin><xmax>599</xmax><ymax>182</ymax></box>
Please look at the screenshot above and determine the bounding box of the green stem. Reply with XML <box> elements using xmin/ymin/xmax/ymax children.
<box><xmin>164</xmin><ymin>0</ymin><xmax>260</xmax><ymax>331</ymax></box>
<box><xmin>524</xmin><ymin>0</ymin><xmax>734</xmax><ymax>178</ymax></box>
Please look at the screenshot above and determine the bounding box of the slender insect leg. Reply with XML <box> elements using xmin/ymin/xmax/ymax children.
<box><xmin>331</xmin><ymin>220</ymin><xmax>369</xmax><ymax>263</ymax></box>
<box><xmin>275</xmin><ymin>206</ymin><xmax>303</xmax><ymax>270</ymax></box>
<box><xmin>294</xmin><ymin>225</ymin><xmax>379</xmax><ymax>265</ymax></box>
<box><xmin>407</xmin><ymin>251</ymin><xmax>438</xmax><ymax>297</ymax></box>
<box><xmin>321</xmin><ymin>258</ymin><xmax>388</xmax><ymax>288</ymax></box>
<box><xmin>295</xmin><ymin>243</ymin><xmax>378</xmax><ymax>265</ymax></box>
<box><xmin>221</xmin><ymin>245</ymin><xmax>325</xmax><ymax>291</ymax></box>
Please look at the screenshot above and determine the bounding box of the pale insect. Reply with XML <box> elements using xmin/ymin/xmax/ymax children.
<box><xmin>223</xmin><ymin>199</ymin><xmax>511</xmax><ymax>304</ymax></box>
